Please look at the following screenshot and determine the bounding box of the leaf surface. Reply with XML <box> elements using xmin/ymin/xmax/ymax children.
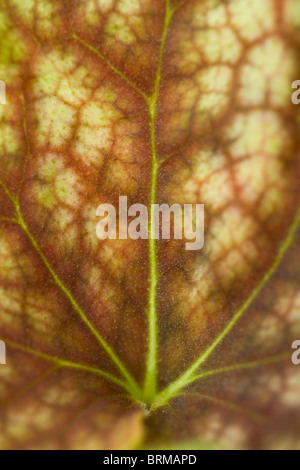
<box><xmin>0</xmin><ymin>0</ymin><xmax>300</xmax><ymax>450</ymax></box>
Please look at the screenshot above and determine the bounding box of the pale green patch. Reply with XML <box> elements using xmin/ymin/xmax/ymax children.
<box><xmin>105</xmin><ymin>13</ymin><xmax>136</xmax><ymax>44</ymax></box>
<box><xmin>81</xmin><ymin>99</ymin><xmax>120</xmax><ymax>126</ymax></box>
<box><xmin>201</xmin><ymin>169</ymin><xmax>234</xmax><ymax>212</ymax></box>
<box><xmin>218</xmin><ymin>247</ymin><xmax>253</xmax><ymax>287</ymax></box>
<box><xmin>208</xmin><ymin>207</ymin><xmax>258</xmax><ymax>262</ymax></box>
<box><xmin>196</xmin><ymin>66</ymin><xmax>232</xmax><ymax>116</ymax></box>
<box><xmin>83</xmin><ymin>203</ymin><xmax>103</xmax><ymax>251</ymax></box>
<box><xmin>226</xmin><ymin>111</ymin><xmax>289</xmax><ymax>159</ymax></box>
<box><xmin>275</xmin><ymin>286</ymin><xmax>300</xmax><ymax>322</ymax></box>
<box><xmin>83</xmin><ymin>1</ymin><xmax>101</xmax><ymax>26</ymax></box>
<box><xmin>26</xmin><ymin>300</ymin><xmax>60</xmax><ymax>337</ymax></box>
<box><xmin>10</xmin><ymin>0</ymin><xmax>61</xmax><ymax>38</ymax></box>
<box><xmin>50</xmin><ymin>208</ymin><xmax>78</xmax><ymax>249</ymax></box>
<box><xmin>0</xmin><ymin>96</ymin><xmax>23</xmax><ymax>171</ymax></box>
<box><xmin>75</xmin><ymin>128</ymin><xmax>106</xmax><ymax>166</ymax></box>
<box><xmin>31</xmin><ymin>154</ymin><xmax>84</xmax><ymax>209</ymax></box>
<box><xmin>34</xmin><ymin>51</ymin><xmax>79</xmax><ymax>97</ymax></box>
<box><xmin>56</xmin><ymin>67</ymin><xmax>95</xmax><ymax>107</ymax></box>
<box><xmin>34</xmin><ymin>184</ymin><xmax>56</xmax><ymax>209</ymax></box>
<box><xmin>75</xmin><ymin>95</ymin><xmax>121</xmax><ymax>166</ymax></box>
<box><xmin>229</xmin><ymin>0</ymin><xmax>275</xmax><ymax>42</ymax></box>
<box><xmin>0</xmin><ymin>124</ymin><xmax>20</xmax><ymax>156</ymax></box>
<box><xmin>0</xmin><ymin>295</ymin><xmax>23</xmax><ymax>331</ymax></box>
<box><xmin>205</xmin><ymin>3</ymin><xmax>227</xmax><ymax>28</ymax></box>
<box><xmin>237</xmin><ymin>157</ymin><xmax>282</xmax><ymax>206</ymax></box>
<box><xmin>191</xmin><ymin>149</ymin><xmax>225</xmax><ymax>182</ymax></box>
<box><xmin>105</xmin><ymin>0</ymin><xmax>147</xmax><ymax>44</ymax></box>
<box><xmin>281</xmin><ymin>369</ymin><xmax>300</xmax><ymax>407</ymax></box>
<box><xmin>192</xmin><ymin>1</ymin><xmax>226</xmax><ymax>28</ymax></box>
<box><xmin>10</xmin><ymin>0</ymin><xmax>35</xmax><ymax>23</ymax></box>
<box><xmin>118</xmin><ymin>0</ymin><xmax>141</xmax><ymax>16</ymax></box>
<box><xmin>54</xmin><ymin>169</ymin><xmax>83</xmax><ymax>206</ymax></box>
<box><xmin>239</xmin><ymin>38</ymin><xmax>297</xmax><ymax>107</ymax></box>
<box><xmin>84</xmin><ymin>265</ymin><xmax>104</xmax><ymax>290</ymax></box>
<box><xmin>198</xmin><ymin>65</ymin><xmax>232</xmax><ymax>94</ymax></box>
<box><xmin>0</xmin><ymin>231</ymin><xmax>23</xmax><ymax>280</ymax></box>
<box><xmin>42</xmin><ymin>383</ymin><xmax>79</xmax><ymax>406</ymax></box>
<box><xmin>0</xmin><ymin>12</ymin><xmax>25</xmax><ymax>66</ymax></box>
<box><xmin>37</xmin><ymin>154</ymin><xmax>63</xmax><ymax>181</ymax></box>
<box><xmin>96</xmin><ymin>0</ymin><xmax>114</xmax><ymax>14</ymax></box>
<box><xmin>285</xmin><ymin>0</ymin><xmax>300</xmax><ymax>27</ymax></box>
<box><xmin>33</xmin><ymin>50</ymin><xmax>98</xmax><ymax>146</ymax></box>
<box><xmin>0</xmin><ymin>287</ymin><xmax>22</xmax><ymax>322</ymax></box>
<box><xmin>258</xmin><ymin>187</ymin><xmax>284</xmax><ymax>218</ymax></box>
<box><xmin>195</xmin><ymin>28</ymin><xmax>242</xmax><ymax>64</ymax></box>
<box><xmin>35</xmin><ymin>96</ymin><xmax>76</xmax><ymax>146</ymax></box>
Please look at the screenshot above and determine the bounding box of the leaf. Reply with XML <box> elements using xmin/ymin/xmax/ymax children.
<box><xmin>0</xmin><ymin>0</ymin><xmax>300</xmax><ymax>450</ymax></box>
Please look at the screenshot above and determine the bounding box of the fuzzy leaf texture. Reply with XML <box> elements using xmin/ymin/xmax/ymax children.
<box><xmin>0</xmin><ymin>0</ymin><xmax>300</xmax><ymax>451</ymax></box>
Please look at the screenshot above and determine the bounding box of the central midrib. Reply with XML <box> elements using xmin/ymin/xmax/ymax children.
<box><xmin>143</xmin><ymin>0</ymin><xmax>174</xmax><ymax>405</ymax></box>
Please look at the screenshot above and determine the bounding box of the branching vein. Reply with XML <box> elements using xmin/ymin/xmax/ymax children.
<box><xmin>151</xmin><ymin>202</ymin><xmax>300</xmax><ymax>409</ymax></box>
<box><xmin>72</xmin><ymin>33</ymin><xmax>148</xmax><ymax>102</ymax></box>
<box><xmin>2</xmin><ymin>338</ymin><xmax>128</xmax><ymax>391</ymax></box>
<box><xmin>0</xmin><ymin>178</ymin><xmax>142</xmax><ymax>401</ymax></box>
<box><xmin>195</xmin><ymin>353</ymin><xmax>290</xmax><ymax>381</ymax></box>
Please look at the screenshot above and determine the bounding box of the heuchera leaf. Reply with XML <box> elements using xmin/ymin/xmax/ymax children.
<box><xmin>0</xmin><ymin>0</ymin><xmax>300</xmax><ymax>450</ymax></box>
